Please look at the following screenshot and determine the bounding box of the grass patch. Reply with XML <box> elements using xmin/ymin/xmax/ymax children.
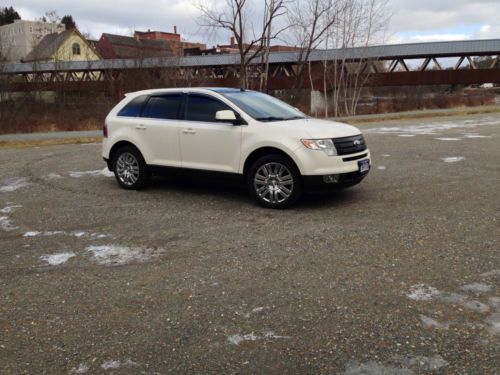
<box><xmin>0</xmin><ymin>137</ymin><xmax>102</xmax><ymax>149</ymax></box>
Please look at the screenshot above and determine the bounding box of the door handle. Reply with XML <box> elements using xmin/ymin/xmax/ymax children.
<box><xmin>182</xmin><ymin>128</ymin><xmax>197</xmax><ymax>134</ymax></box>
<box><xmin>136</xmin><ymin>124</ymin><xmax>147</xmax><ymax>130</ymax></box>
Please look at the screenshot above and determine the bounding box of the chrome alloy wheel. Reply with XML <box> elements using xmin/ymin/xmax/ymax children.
<box><xmin>254</xmin><ymin>162</ymin><xmax>294</xmax><ymax>204</ymax></box>
<box><xmin>116</xmin><ymin>152</ymin><xmax>140</xmax><ymax>186</ymax></box>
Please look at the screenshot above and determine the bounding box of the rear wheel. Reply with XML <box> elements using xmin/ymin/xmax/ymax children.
<box><xmin>112</xmin><ymin>146</ymin><xmax>150</xmax><ymax>190</ymax></box>
<box><xmin>247</xmin><ymin>155</ymin><xmax>302</xmax><ymax>208</ymax></box>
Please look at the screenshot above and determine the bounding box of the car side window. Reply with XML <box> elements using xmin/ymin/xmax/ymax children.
<box><xmin>142</xmin><ymin>95</ymin><xmax>183</xmax><ymax>120</ymax></box>
<box><xmin>186</xmin><ymin>94</ymin><xmax>232</xmax><ymax>123</ymax></box>
<box><xmin>117</xmin><ymin>95</ymin><xmax>148</xmax><ymax>117</ymax></box>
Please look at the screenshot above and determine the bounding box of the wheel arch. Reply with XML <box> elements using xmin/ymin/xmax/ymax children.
<box><xmin>242</xmin><ymin>146</ymin><xmax>303</xmax><ymax>177</ymax></box>
<box><xmin>108</xmin><ymin>140</ymin><xmax>143</xmax><ymax>171</ymax></box>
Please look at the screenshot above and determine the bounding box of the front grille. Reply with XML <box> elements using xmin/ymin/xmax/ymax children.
<box><xmin>333</xmin><ymin>134</ymin><xmax>367</xmax><ymax>156</ymax></box>
<box><xmin>343</xmin><ymin>153</ymin><xmax>368</xmax><ymax>162</ymax></box>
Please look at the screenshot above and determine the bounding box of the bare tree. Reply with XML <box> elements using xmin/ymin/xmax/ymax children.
<box><xmin>44</xmin><ymin>10</ymin><xmax>61</xmax><ymax>24</ymax></box>
<box><xmin>288</xmin><ymin>0</ymin><xmax>343</xmax><ymax>91</ymax></box>
<box><xmin>328</xmin><ymin>0</ymin><xmax>390</xmax><ymax>116</ymax></box>
<box><xmin>286</xmin><ymin>0</ymin><xmax>389</xmax><ymax>116</ymax></box>
<box><xmin>197</xmin><ymin>0</ymin><xmax>289</xmax><ymax>89</ymax></box>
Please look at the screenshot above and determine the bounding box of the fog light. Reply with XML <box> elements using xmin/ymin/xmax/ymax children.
<box><xmin>323</xmin><ymin>174</ymin><xmax>340</xmax><ymax>184</ymax></box>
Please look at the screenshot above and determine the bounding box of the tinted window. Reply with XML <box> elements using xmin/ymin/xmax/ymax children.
<box><xmin>186</xmin><ymin>94</ymin><xmax>232</xmax><ymax>122</ymax></box>
<box><xmin>142</xmin><ymin>95</ymin><xmax>183</xmax><ymax>120</ymax></box>
<box><xmin>117</xmin><ymin>95</ymin><xmax>148</xmax><ymax>117</ymax></box>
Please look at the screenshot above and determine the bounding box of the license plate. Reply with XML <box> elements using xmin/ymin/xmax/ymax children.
<box><xmin>359</xmin><ymin>159</ymin><xmax>370</xmax><ymax>173</ymax></box>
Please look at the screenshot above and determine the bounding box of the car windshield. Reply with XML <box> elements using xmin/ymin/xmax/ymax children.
<box><xmin>221</xmin><ymin>90</ymin><xmax>306</xmax><ymax>122</ymax></box>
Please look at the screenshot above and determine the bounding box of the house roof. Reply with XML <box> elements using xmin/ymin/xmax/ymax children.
<box><xmin>102</xmin><ymin>33</ymin><xmax>140</xmax><ymax>47</ymax></box>
<box><xmin>24</xmin><ymin>29</ymin><xmax>100</xmax><ymax>62</ymax></box>
<box><xmin>24</xmin><ymin>30</ymin><xmax>71</xmax><ymax>61</ymax></box>
<box><xmin>101</xmin><ymin>33</ymin><xmax>173</xmax><ymax>58</ymax></box>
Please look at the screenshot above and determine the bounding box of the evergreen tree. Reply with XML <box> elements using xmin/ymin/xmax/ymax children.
<box><xmin>61</xmin><ymin>15</ymin><xmax>77</xmax><ymax>30</ymax></box>
<box><xmin>0</xmin><ymin>6</ymin><xmax>21</xmax><ymax>26</ymax></box>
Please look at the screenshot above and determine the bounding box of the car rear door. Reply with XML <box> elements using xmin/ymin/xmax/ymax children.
<box><xmin>179</xmin><ymin>93</ymin><xmax>242</xmax><ymax>173</ymax></box>
<box><xmin>136</xmin><ymin>94</ymin><xmax>183</xmax><ymax>167</ymax></box>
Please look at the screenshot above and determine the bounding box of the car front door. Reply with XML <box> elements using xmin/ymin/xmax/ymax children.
<box><xmin>180</xmin><ymin>94</ymin><xmax>242</xmax><ymax>173</ymax></box>
<box><xmin>137</xmin><ymin>94</ymin><xmax>183</xmax><ymax>167</ymax></box>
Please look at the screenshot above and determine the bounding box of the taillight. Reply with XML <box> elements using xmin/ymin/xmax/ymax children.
<box><xmin>103</xmin><ymin>123</ymin><xmax>108</xmax><ymax>138</ymax></box>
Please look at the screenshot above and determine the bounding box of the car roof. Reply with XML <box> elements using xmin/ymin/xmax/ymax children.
<box><xmin>125</xmin><ymin>87</ymin><xmax>250</xmax><ymax>97</ymax></box>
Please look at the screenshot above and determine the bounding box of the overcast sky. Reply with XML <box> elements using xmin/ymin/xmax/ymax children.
<box><xmin>9</xmin><ymin>0</ymin><xmax>500</xmax><ymax>45</ymax></box>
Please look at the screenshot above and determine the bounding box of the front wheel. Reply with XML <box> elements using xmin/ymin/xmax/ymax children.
<box><xmin>112</xmin><ymin>146</ymin><xmax>150</xmax><ymax>190</ymax></box>
<box><xmin>247</xmin><ymin>155</ymin><xmax>302</xmax><ymax>208</ymax></box>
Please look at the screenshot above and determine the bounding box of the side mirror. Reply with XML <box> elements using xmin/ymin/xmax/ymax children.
<box><xmin>216</xmin><ymin>110</ymin><xmax>237</xmax><ymax>123</ymax></box>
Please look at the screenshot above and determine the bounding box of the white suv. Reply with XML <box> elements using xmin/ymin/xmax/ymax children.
<box><xmin>102</xmin><ymin>88</ymin><xmax>370</xmax><ymax>208</ymax></box>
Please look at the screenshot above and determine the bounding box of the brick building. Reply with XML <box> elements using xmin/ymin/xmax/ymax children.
<box><xmin>96</xmin><ymin>26</ymin><xmax>206</xmax><ymax>59</ymax></box>
<box><xmin>96</xmin><ymin>33</ymin><xmax>173</xmax><ymax>59</ymax></box>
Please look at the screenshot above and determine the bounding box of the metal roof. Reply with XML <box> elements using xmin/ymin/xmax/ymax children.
<box><xmin>2</xmin><ymin>39</ymin><xmax>499</xmax><ymax>74</ymax></box>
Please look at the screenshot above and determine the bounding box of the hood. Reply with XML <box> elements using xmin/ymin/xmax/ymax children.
<box><xmin>273</xmin><ymin>118</ymin><xmax>362</xmax><ymax>139</ymax></box>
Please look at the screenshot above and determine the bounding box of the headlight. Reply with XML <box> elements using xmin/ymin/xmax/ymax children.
<box><xmin>301</xmin><ymin>139</ymin><xmax>338</xmax><ymax>156</ymax></box>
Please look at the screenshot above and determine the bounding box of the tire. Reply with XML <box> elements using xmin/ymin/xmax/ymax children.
<box><xmin>247</xmin><ymin>154</ymin><xmax>302</xmax><ymax>208</ymax></box>
<box><xmin>112</xmin><ymin>146</ymin><xmax>150</xmax><ymax>190</ymax></box>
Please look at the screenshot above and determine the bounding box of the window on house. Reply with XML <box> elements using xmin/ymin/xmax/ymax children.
<box><xmin>72</xmin><ymin>43</ymin><xmax>81</xmax><ymax>55</ymax></box>
<box><xmin>29</xmin><ymin>26</ymin><xmax>33</xmax><ymax>33</ymax></box>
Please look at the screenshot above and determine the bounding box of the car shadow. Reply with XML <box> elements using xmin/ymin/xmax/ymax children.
<box><xmin>141</xmin><ymin>173</ymin><xmax>361</xmax><ymax>210</ymax></box>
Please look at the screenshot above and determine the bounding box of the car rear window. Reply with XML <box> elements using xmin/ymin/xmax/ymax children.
<box><xmin>142</xmin><ymin>95</ymin><xmax>183</xmax><ymax>120</ymax></box>
<box><xmin>117</xmin><ymin>95</ymin><xmax>148</xmax><ymax>117</ymax></box>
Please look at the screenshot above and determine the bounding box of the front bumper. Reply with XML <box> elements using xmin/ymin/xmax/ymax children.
<box><xmin>302</xmin><ymin>169</ymin><xmax>370</xmax><ymax>191</ymax></box>
<box><xmin>293</xmin><ymin>146</ymin><xmax>371</xmax><ymax>176</ymax></box>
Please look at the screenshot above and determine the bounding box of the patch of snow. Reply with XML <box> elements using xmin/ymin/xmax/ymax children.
<box><xmin>43</xmin><ymin>173</ymin><xmax>62</xmax><ymax>180</ymax></box>
<box><xmin>86</xmin><ymin>244</ymin><xmax>162</xmax><ymax>266</ymax></box>
<box><xmin>365</xmin><ymin>117</ymin><xmax>500</xmax><ymax>136</ymax></box>
<box><xmin>419</xmin><ymin>315</ymin><xmax>450</xmax><ymax>330</ymax></box>
<box><xmin>69</xmin><ymin>168</ymin><xmax>114</xmax><ymax>178</ymax></box>
<box><xmin>23</xmin><ymin>230</ymin><xmax>108</xmax><ymax>239</ymax></box>
<box><xmin>460</xmin><ymin>283</ymin><xmax>492</xmax><ymax>294</ymax></box>
<box><xmin>0</xmin><ymin>177</ymin><xmax>31</xmax><ymax>193</ymax></box>
<box><xmin>398</xmin><ymin>134</ymin><xmax>416</xmax><ymax>137</ymax></box>
<box><xmin>40</xmin><ymin>252</ymin><xmax>75</xmax><ymax>266</ymax></box>
<box><xmin>484</xmin><ymin>313</ymin><xmax>500</xmax><ymax>336</ymax></box>
<box><xmin>377</xmin><ymin>166</ymin><xmax>386</xmax><ymax>170</ymax></box>
<box><xmin>344</xmin><ymin>361</ymin><xmax>414</xmax><ymax>375</ymax></box>
<box><xmin>381</xmin><ymin>154</ymin><xmax>391</xmax><ymax>157</ymax></box>
<box><xmin>263</xmin><ymin>330</ymin><xmax>290</xmax><ymax>339</ymax></box>
<box><xmin>101</xmin><ymin>360</ymin><xmax>120</xmax><ymax>370</ymax></box>
<box><xmin>0</xmin><ymin>205</ymin><xmax>22</xmax><ymax>214</ymax></box>
<box><xmin>407</xmin><ymin>284</ymin><xmax>441</xmax><ymax>301</ymax></box>
<box><xmin>435</xmin><ymin>138</ymin><xmax>461</xmax><ymax>141</ymax></box>
<box><xmin>395</xmin><ymin>355</ymin><xmax>449</xmax><ymax>371</ymax></box>
<box><xmin>439</xmin><ymin>292</ymin><xmax>467</xmax><ymax>305</ymax></box>
<box><xmin>442</xmin><ymin>157</ymin><xmax>465</xmax><ymax>163</ymax></box>
<box><xmin>463</xmin><ymin>300</ymin><xmax>490</xmax><ymax>313</ymax></box>
<box><xmin>0</xmin><ymin>216</ymin><xmax>17</xmax><ymax>231</ymax></box>
<box><xmin>100</xmin><ymin>359</ymin><xmax>137</xmax><ymax>370</ymax></box>
<box><xmin>228</xmin><ymin>333</ymin><xmax>259</xmax><ymax>345</ymax></box>
<box><xmin>488</xmin><ymin>297</ymin><xmax>500</xmax><ymax>311</ymax></box>
<box><xmin>70</xmin><ymin>363</ymin><xmax>89</xmax><ymax>374</ymax></box>
<box><xmin>252</xmin><ymin>307</ymin><xmax>264</xmax><ymax>313</ymax></box>
<box><xmin>228</xmin><ymin>330</ymin><xmax>289</xmax><ymax>345</ymax></box>
<box><xmin>462</xmin><ymin>133</ymin><xmax>492</xmax><ymax>139</ymax></box>
<box><xmin>481</xmin><ymin>270</ymin><xmax>500</xmax><ymax>278</ymax></box>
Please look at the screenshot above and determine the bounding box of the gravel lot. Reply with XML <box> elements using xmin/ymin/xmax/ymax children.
<box><xmin>0</xmin><ymin>112</ymin><xmax>499</xmax><ymax>374</ymax></box>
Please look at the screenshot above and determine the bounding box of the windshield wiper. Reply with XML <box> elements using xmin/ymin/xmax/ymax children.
<box><xmin>256</xmin><ymin>116</ymin><xmax>285</xmax><ymax>122</ymax></box>
<box><xmin>284</xmin><ymin>116</ymin><xmax>305</xmax><ymax>121</ymax></box>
